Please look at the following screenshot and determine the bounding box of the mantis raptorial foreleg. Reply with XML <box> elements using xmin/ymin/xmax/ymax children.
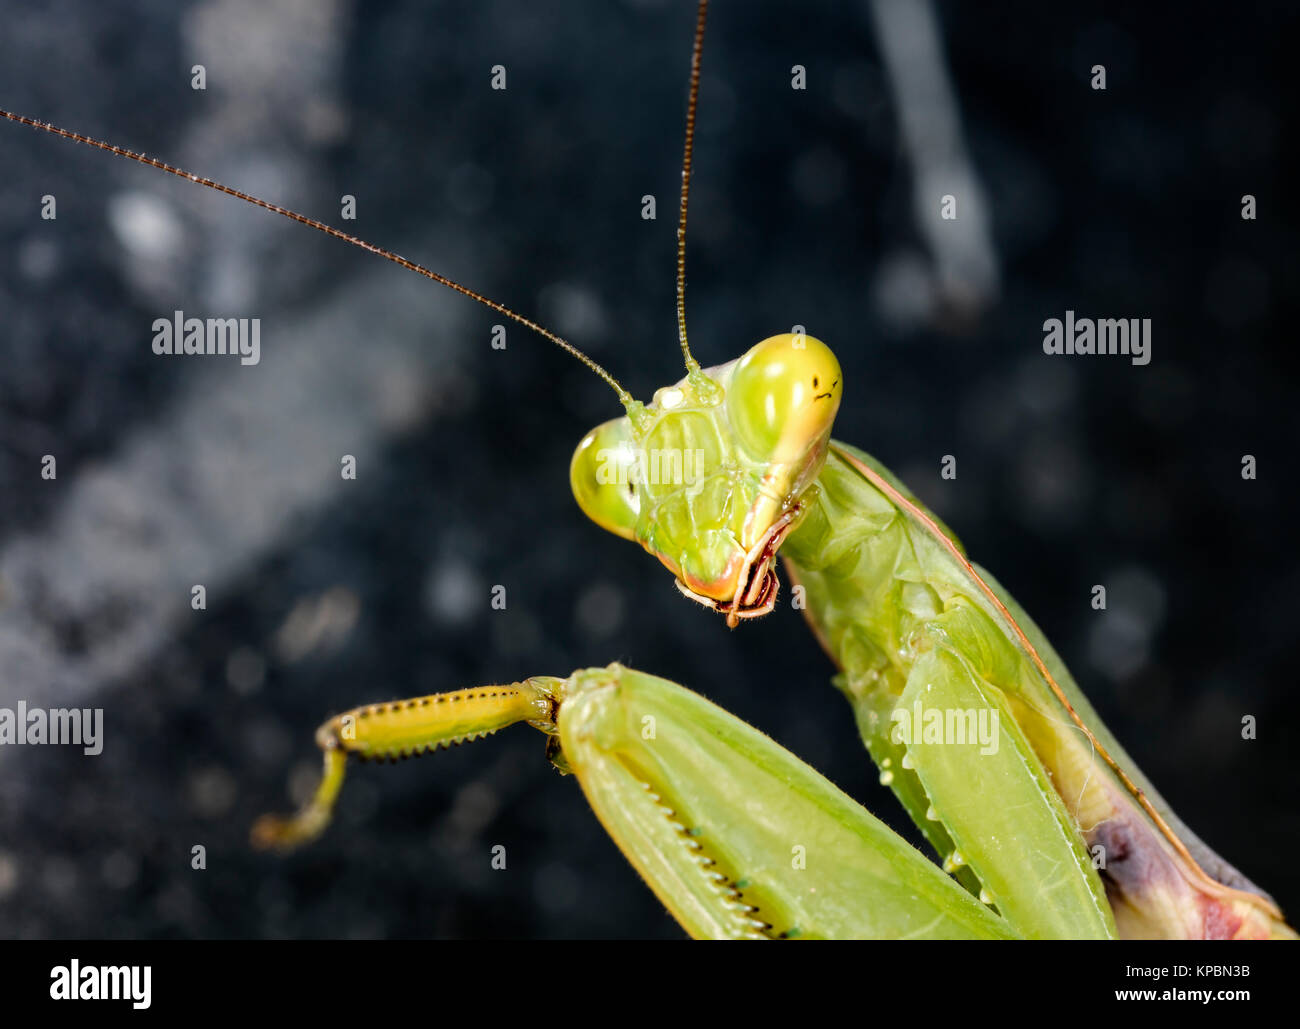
<box><xmin>253</xmin><ymin>664</ymin><xmax>1020</xmax><ymax>940</ymax></box>
<box><xmin>786</xmin><ymin>440</ymin><xmax>1294</xmax><ymax>939</ymax></box>
<box><xmin>897</xmin><ymin>647</ymin><xmax>1115</xmax><ymax>939</ymax></box>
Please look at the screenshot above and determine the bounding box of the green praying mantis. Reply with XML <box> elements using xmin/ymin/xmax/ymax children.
<box><xmin>3</xmin><ymin>0</ymin><xmax>1293</xmax><ymax>939</ymax></box>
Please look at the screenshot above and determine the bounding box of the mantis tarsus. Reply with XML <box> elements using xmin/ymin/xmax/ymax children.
<box><xmin>2</xmin><ymin>1</ymin><xmax>1292</xmax><ymax>938</ymax></box>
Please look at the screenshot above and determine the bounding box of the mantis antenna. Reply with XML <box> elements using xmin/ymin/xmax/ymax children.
<box><xmin>0</xmin><ymin>107</ymin><xmax>635</xmax><ymax>409</ymax></box>
<box><xmin>675</xmin><ymin>0</ymin><xmax>709</xmax><ymax>375</ymax></box>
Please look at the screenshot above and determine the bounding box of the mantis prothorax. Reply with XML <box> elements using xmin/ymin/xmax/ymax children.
<box><xmin>4</xmin><ymin>0</ymin><xmax>1291</xmax><ymax>939</ymax></box>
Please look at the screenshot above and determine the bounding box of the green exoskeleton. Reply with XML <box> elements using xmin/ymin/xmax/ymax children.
<box><xmin>252</xmin><ymin>665</ymin><xmax>1020</xmax><ymax>940</ymax></box>
<box><xmin>5</xmin><ymin>0</ymin><xmax>1291</xmax><ymax>939</ymax></box>
<box><xmin>250</xmin><ymin>320</ymin><xmax>1292</xmax><ymax>938</ymax></box>
<box><xmin>572</xmin><ymin>329</ymin><xmax>1293</xmax><ymax>940</ymax></box>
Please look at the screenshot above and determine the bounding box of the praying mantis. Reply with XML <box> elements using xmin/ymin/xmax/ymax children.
<box><xmin>2</xmin><ymin>1</ymin><xmax>1293</xmax><ymax>938</ymax></box>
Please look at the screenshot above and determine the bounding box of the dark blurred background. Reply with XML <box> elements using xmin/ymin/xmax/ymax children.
<box><xmin>0</xmin><ymin>0</ymin><xmax>1295</xmax><ymax>939</ymax></box>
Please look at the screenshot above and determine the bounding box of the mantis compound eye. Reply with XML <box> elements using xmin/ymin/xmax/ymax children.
<box><xmin>725</xmin><ymin>333</ymin><xmax>842</xmax><ymax>466</ymax></box>
<box><xmin>570</xmin><ymin>416</ymin><xmax>641</xmax><ymax>542</ymax></box>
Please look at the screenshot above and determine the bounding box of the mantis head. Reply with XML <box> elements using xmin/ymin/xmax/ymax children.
<box><xmin>571</xmin><ymin>333</ymin><xmax>842</xmax><ymax>626</ymax></box>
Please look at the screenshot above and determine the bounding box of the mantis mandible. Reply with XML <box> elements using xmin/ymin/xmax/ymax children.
<box><xmin>2</xmin><ymin>0</ymin><xmax>1291</xmax><ymax>939</ymax></box>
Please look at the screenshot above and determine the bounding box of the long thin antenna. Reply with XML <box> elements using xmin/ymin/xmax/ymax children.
<box><xmin>675</xmin><ymin>0</ymin><xmax>709</xmax><ymax>374</ymax></box>
<box><xmin>0</xmin><ymin>108</ymin><xmax>634</xmax><ymax>407</ymax></box>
